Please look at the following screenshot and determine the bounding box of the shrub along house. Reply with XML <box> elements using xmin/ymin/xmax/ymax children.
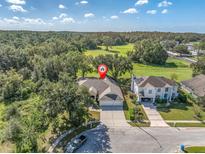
<box><xmin>78</xmin><ymin>77</ymin><xmax>124</xmax><ymax>107</ymax></box>
<box><xmin>131</xmin><ymin>75</ymin><xmax>178</xmax><ymax>103</ymax></box>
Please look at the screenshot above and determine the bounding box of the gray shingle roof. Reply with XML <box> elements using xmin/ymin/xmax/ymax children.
<box><xmin>181</xmin><ymin>74</ymin><xmax>205</xmax><ymax>97</ymax></box>
<box><xmin>78</xmin><ymin>77</ymin><xmax>124</xmax><ymax>101</ymax></box>
<box><xmin>137</xmin><ymin>76</ymin><xmax>177</xmax><ymax>87</ymax></box>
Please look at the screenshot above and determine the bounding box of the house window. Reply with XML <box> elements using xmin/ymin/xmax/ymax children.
<box><xmin>157</xmin><ymin>88</ymin><xmax>161</xmax><ymax>92</ymax></box>
<box><xmin>165</xmin><ymin>87</ymin><xmax>169</xmax><ymax>92</ymax></box>
<box><xmin>149</xmin><ymin>90</ymin><xmax>152</xmax><ymax>94</ymax></box>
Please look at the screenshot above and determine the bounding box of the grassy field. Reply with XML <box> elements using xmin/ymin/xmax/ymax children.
<box><xmin>85</xmin><ymin>44</ymin><xmax>134</xmax><ymax>57</ymax></box>
<box><xmin>158</xmin><ymin>103</ymin><xmax>205</xmax><ymax>120</ymax></box>
<box><xmin>85</xmin><ymin>44</ymin><xmax>193</xmax><ymax>82</ymax></box>
<box><xmin>185</xmin><ymin>146</ymin><xmax>205</xmax><ymax>153</ymax></box>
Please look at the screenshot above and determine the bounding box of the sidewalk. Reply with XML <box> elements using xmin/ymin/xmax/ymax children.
<box><xmin>141</xmin><ymin>102</ymin><xmax>169</xmax><ymax>127</ymax></box>
<box><xmin>166</xmin><ymin>120</ymin><xmax>205</xmax><ymax>123</ymax></box>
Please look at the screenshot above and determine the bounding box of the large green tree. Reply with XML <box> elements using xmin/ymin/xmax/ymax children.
<box><xmin>92</xmin><ymin>54</ymin><xmax>133</xmax><ymax>80</ymax></box>
<box><xmin>128</xmin><ymin>40</ymin><xmax>168</xmax><ymax>65</ymax></box>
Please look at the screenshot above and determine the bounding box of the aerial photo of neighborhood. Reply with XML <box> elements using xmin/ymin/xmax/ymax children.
<box><xmin>0</xmin><ymin>0</ymin><xmax>205</xmax><ymax>153</ymax></box>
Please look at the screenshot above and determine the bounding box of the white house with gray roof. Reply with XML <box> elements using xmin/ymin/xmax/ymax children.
<box><xmin>78</xmin><ymin>77</ymin><xmax>124</xmax><ymax>107</ymax></box>
<box><xmin>131</xmin><ymin>75</ymin><xmax>178</xmax><ymax>103</ymax></box>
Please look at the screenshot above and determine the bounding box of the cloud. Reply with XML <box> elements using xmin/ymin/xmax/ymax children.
<box><xmin>135</xmin><ymin>0</ymin><xmax>148</xmax><ymax>6</ymax></box>
<box><xmin>6</xmin><ymin>0</ymin><xmax>25</xmax><ymax>5</ymax></box>
<box><xmin>110</xmin><ymin>15</ymin><xmax>119</xmax><ymax>19</ymax></box>
<box><xmin>146</xmin><ymin>10</ymin><xmax>157</xmax><ymax>14</ymax></box>
<box><xmin>59</xmin><ymin>13</ymin><xmax>67</xmax><ymax>18</ymax></box>
<box><xmin>84</xmin><ymin>13</ymin><xmax>95</xmax><ymax>18</ymax></box>
<box><xmin>23</xmin><ymin>18</ymin><xmax>46</xmax><ymax>25</ymax></box>
<box><xmin>52</xmin><ymin>16</ymin><xmax>58</xmax><ymax>20</ymax></box>
<box><xmin>12</xmin><ymin>16</ymin><xmax>19</xmax><ymax>20</ymax></box>
<box><xmin>158</xmin><ymin>0</ymin><xmax>172</xmax><ymax>7</ymax></box>
<box><xmin>59</xmin><ymin>4</ymin><xmax>66</xmax><ymax>9</ymax></box>
<box><xmin>0</xmin><ymin>4</ymin><xmax>2</xmax><ymax>7</ymax></box>
<box><xmin>122</xmin><ymin>8</ymin><xmax>138</xmax><ymax>14</ymax></box>
<box><xmin>61</xmin><ymin>17</ymin><xmax>75</xmax><ymax>24</ymax></box>
<box><xmin>9</xmin><ymin>5</ymin><xmax>27</xmax><ymax>12</ymax></box>
<box><xmin>161</xmin><ymin>9</ymin><xmax>168</xmax><ymax>14</ymax></box>
<box><xmin>80</xmin><ymin>1</ymin><xmax>88</xmax><ymax>4</ymax></box>
<box><xmin>1</xmin><ymin>17</ymin><xmax>46</xmax><ymax>25</ymax></box>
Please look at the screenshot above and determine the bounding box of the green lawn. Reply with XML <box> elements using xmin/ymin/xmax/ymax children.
<box><xmin>158</xmin><ymin>103</ymin><xmax>205</xmax><ymax>120</ymax></box>
<box><xmin>185</xmin><ymin>146</ymin><xmax>205</xmax><ymax>153</ymax></box>
<box><xmin>85</xmin><ymin>44</ymin><xmax>192</xmax><ymax>82</ymax></box>
<box><xmin>167</xmin><ymin>122</ymin><xmax>205</xmax><ymax>127</ymax></box>
<box><xmin>130</xmin><ymin>58</ymin><xmax>192</xmax><ymax>81</ymax></box>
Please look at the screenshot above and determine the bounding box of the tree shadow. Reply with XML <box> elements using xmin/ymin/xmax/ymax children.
<box><xmin>75</xmin><ymin>123</ymin><xmax>112</xmax><ymax>153</ymax></box>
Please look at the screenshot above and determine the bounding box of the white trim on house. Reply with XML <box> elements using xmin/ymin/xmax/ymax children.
<box><xmin>131</xmin><ymin>75</ymin><xmax>178</xmax><ymax>103</ymax></box>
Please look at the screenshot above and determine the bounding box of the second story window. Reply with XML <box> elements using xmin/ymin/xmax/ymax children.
<box><xmin>149</xmin><ymin>90</ymin><xmax>152</xmax><ymax>94</ymax></box>
<box><xmin>157</xmin><ymin>88</ymin><xmax>161</xmax><ymax>92</ymax></box>
<box><xmin>165</xmin><ymin>87</ymin><xmax>169</xmax><ymax>92</ymax></box>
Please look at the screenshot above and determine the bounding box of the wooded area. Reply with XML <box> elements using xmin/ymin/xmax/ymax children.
<box><xmin>0</xmin><ymin>30</ymin><xmax>205</xmax><ymax>152</ymax></box>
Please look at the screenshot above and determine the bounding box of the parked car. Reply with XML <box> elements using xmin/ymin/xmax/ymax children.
<box><xmin>65</xmin><ymin>135</ymin><xmax>87</xmax><ymax>153</ymax></box>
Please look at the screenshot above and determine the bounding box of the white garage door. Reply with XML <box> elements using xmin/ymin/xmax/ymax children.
<box><xmin>100</xmin><ymin>100</ymin><xmax>123</xmax><ymax>107</ymax></box>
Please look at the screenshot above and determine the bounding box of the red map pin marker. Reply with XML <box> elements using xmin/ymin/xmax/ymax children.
<box><xmin>98</xmin><ymin>64</ymin><xmax>108</xmax><ymax>79</ymax></box>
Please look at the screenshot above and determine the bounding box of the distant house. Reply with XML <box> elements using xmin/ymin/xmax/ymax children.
<box><xmin>185</xmin><ymin>43</ymin><xmax>205</xmax><ymax>56</ymax></box>
<box><xmin>78</xmin><ymin>77</ymin><xmax>124</xmax><ymax>107</ymax></box>
<box><xmin>131</xmin><ymin>75</ymin><xmax>178</xmax><ymax>103</ymax></box>
<box><xmin>181</xmin><ymin>74</ymin><xmax>205</xmax><ymax>98</ymax></box>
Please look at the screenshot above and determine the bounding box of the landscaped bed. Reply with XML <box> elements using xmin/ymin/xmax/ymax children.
<box><xmin>185</xmin><ymin>146</ymin><xmax>205</xmax><ymax>153</ymax></box>
<box><xmin>123</xmin><ymin>93</ymin><xmax>150</xmax><ymax>127</ymax></box>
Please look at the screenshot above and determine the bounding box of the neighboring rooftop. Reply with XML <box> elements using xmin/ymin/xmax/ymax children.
<box><xmin>181</xmin><ymin>74</ymin><xmax>205</xmax><ymax>97</ymax></box>
<box><xmin>134</xmin><ymin>76</ymin><xmax>177</xmax><ymax>87</ymax></box>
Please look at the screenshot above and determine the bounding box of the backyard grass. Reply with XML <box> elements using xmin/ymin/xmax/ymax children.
<box><xmin>157</xmin><ymin>103</ymin><xmax>205</xmax><ymax>120</ymax></box>
<box><xmin>185</xmin><ymin>146</ymin><xmax>205</xmax><ymax>153</ymax></box>
<box><xmin>85</xmin><ymin>45</ymin><xmax>193</xmax><ymax>82</ymax></box>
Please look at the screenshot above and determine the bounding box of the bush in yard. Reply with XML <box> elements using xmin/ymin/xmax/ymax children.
<box><xmin>5</xmin><ymin>119</ymin><xmax>22</xmax><ymax>142</ymax></box>
<box><xmin>4</xmin><ymin>105</ymin><xmax>20</xmax><ymax>120</ymax></box>
<box><xmin>129</xmin><ymin>108</ymin><xmax>135</xmax><ymax>121</ymax></box>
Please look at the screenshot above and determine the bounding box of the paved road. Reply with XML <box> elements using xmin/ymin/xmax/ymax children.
<box><xmin>74</xmin><ymin>106</ymin><xmax>205</xmax><ymax>153</ymax></box>
<box><xmin>76</xmin><ymin>124</ymin><xmax>205</xmax><ymax>153</ymax></box>
<box><xmin>142</xmin><ymin>102</ymin><xmax>169</xmax><ymax>127</ymax></box>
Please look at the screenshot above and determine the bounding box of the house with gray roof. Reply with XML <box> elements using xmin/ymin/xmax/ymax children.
<box><xmin>181</xmin><ymin>74</ymin><xmax>205</xmax><ymax>98</ymax></box>
<box><xmin>78</xmin><ymin>77</ymin><xmax>124</xmax><ymax>107</ymax></box>
<box><xmin>131</xmin><ymin>75</ymin><xmax>178</xmax><ymax>103</ymax></box>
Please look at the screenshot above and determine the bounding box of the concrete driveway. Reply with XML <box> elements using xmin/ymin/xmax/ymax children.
<box><xmin>100</xmin><ymin>106</ymin><xmax>130</xmax><ymax>128</ymax></box>
<box><xmin>142</xmin><ymin>102</ymin><xmax>169</xmax><ymax>127</ymax></box>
